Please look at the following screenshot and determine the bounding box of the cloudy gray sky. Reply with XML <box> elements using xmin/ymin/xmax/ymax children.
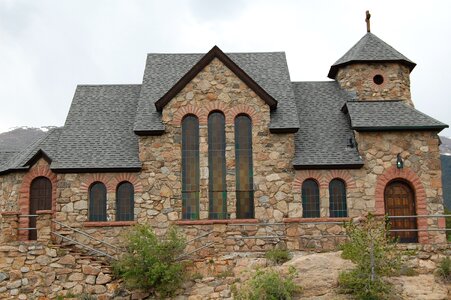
<box><xmin>0</xmin><ymin>0</ymin><xmax>450</xmax><ymax>136</ymax></box>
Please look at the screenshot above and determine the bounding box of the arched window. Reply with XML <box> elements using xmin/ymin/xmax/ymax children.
<box><xmin>329</xmin><ymin>179</ymin><xmax>347</xmax><ymax>217</ymax></box>
<box><xmin>116</xmin><ymin>181</ymin><xmax>134</xmax><ymax>221</ymax></box>
<box><xmin>235</xmin><ymin>115</ymin><xmax>254</xmax><ymax>219</ymax></box>
<box><xmin>29</xmin><ymin>177</ymin><xmax>52</xmax><ymax>240</ymax></box>
<box><xmin>89</xmin><ymin>182</ymin><xmax>107</xmax><ymax>221</ymax></box>
<box><xmin>208</xmin><ymin>111</ymin><xmax>227</xmax><ymax>219</ymax></box>
<box><xmin>182</xmin><ymin>115</ymin><xmax>200</xmax><ymax>219</ymax></box>
<box><xmin>302</xmin><ymin>179</ymin><xmax>320</xmax><ymax>218</ymax></box>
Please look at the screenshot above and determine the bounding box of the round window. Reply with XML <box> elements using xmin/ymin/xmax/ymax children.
<box><xmin>373</xmin><ymin>74</ymin><xmax>384</xmax><ymax>85</ymax></box>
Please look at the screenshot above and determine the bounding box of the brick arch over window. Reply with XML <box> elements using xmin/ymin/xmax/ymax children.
<box><xmin>204</xmin><ymin>102</ymin><xmax>228</xmax><ymax>123</ymax></box>
<box><xmin>109</xmin><ymin>173</ymin><xmax>143</xmax><ymax>193</ymax></box>
<box><xmin>375</xmin><ymin>166</ymin><xmax>428</xmax><ymax>243</ymax></box>
<box><xmin>172</xmin><ymin>105</ymin><xmax>207</xmax><ymax>126</ymax></box>
<box><xmin>18</xmin><ymin>165</ymin><xmax>57</xmax><ymax>240</ymax></box>
<box><xmin>323</xmin><ymin>170</ymin><xmax>356</xmax><ymax>189</ymax></box>
<box><xmin>293</xmin><ymin>170</ymin><xmax>326</xmax><ymax>190</ymax></box>
<box><xmin>228</xmin><ymin>105</ymin><xmax>260</xmax><ymax>125</ymax></box>
<box><xmin>80</xmin><ymin>174</ymin><xmax>113</xmax><ymax>193</ymax></box>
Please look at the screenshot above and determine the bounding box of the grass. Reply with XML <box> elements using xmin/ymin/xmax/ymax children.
<box><xmin>437</xmin><ymin>256</ymin><xmax>451</xmax><ymax>282</ymax></box>
<box><xmin>265</xmin><ymin>248</ymin><xmax>292</xmax><ymax>265</ymax></box>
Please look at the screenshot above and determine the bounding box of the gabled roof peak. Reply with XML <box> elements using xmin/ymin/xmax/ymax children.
<box><xmin>328</xmin><ymin>32</ymin><xmax>416</xmax><ymax>79</ymax></box>
<box><xmin>154</xmin><ymin>45</ymin><xmax>278</xmax><ymax>112</ymax></box>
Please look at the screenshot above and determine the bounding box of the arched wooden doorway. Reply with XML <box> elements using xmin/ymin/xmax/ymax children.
<box><xmin>29</xmin><ymin>177</ymin><xmax>52</xmax><ymax>240</ymax></box>
<box><xmin>384</xmin><ymin>180</ymin><xmax>418</xmax><ymax>243</ymax></box>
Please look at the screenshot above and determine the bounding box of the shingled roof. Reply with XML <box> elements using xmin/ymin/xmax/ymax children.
<box><xmin>292</xmin><ymin>81</ymin><xmax>363</xmax><ymax>169</ymax></box>
<box><xmin>328</xmin><ymin>33</ymin><xmax>416</xmax><ymax>78</ymax></box>
<box><xmin>343</xmin><ymin>100</ymin><xmax>449</xmax><ymax>131</ymax></box>
<box><xmin>0</xmin><ymin>128</ymin><xmax>62</xmax><ymax>173</ymax></box>
<box><xmin>134</xmin><ymin>48</ymin><xmax>300</xmax><ymax>134</ymax></box>
<box><xmin>51</xmin><ymin>85</ymin><xmax>142</xmax><ymax>171</ymax></box>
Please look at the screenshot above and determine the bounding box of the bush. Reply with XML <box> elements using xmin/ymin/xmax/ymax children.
<box><xmin>265</xmin><ymin>248</ymin><xmax>292</xmax><ymax>265</ymax></box>
<box><xmin>339</xmin><ymin>214</ymin><xmax>400</xmax><ymax>299</ymax></box>
<box><xmin>232</xmin><ymin>267</ymin><xmax>301</xmax><ymax>300</ymax></box>
<box><xmin>112</xmin><ymin>225</ymin><xmax>186</xmax><ymax>297</ymax></box>
<box><xmin>437</xmin><ymin>256</ymin><xmax>451</xmax><ymax>282</ymax></box>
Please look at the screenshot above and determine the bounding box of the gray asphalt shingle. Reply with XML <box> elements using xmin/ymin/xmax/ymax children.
<box><xmin>344</xmin><ymin>100</ymin><xmax>448</xmax><ymax>131</ymax></box>
<box><xmin>134</xmin><ymin>51</ymin><xmax>299</xmax><ymax>133</ymax></box>
<box><xmin>0</xmin><ymin>128</ymin><xmax>62</xmax><ymax>173</ymax></box>
<box><xmin>51</xmin><ymin>85</ymin><xmax>142</xmax><ymax>170</ymax></box>
<box><xmin>328</xmin><ymin>33</ymin><xmax>416</xmax><ymax>78</ymax></box>
<box><xmin>292</xmin><ymin>81</ymin><xmax>363</xmax><ymax>168</ymax></box>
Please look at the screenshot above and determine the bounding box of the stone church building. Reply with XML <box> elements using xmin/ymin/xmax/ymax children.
<box><xmin>0</xmin><ymin>23</ymin><xmax>448</xmax><ymax>257</ymax></box>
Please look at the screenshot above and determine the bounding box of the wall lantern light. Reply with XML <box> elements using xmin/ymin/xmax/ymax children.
<box><xmin>396</xmin><ymin>153</ymin><xmax>404</xmax><ymax>169</ymax></box>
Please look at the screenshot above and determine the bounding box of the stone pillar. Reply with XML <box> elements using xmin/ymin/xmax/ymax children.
<box><xmin>36</xmin><ymin>210</ymin><xmax>52</xmax><ymax>244</ymax></box>
<box><xmin>0</xmin><ymin>212</ymin><xmax>19</xmax><ymax>243</ymax></box>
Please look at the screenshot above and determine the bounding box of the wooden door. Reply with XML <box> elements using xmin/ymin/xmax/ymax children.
<box><xmin>384</xmin><ymin>181</ymin><xmax>418</xmax><ymax>243</ymax></box>
<box><xmin>29</xmin><ymin>177</ymin><xmax>52</xmax><ymax>240</ymax></box>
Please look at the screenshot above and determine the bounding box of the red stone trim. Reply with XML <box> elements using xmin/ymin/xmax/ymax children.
<box><xmin>204</xmin><ymin>102</ymin><xmax>228</xmax><ymax>120</ymax></box>
<box><xmin>18</xmin><ymin>164</ymin><xmax>57</xmax><ymax>241</ymax></box>
<box><xmin>175</xmin><ymin>219</ymin><xmax>259</xmax><ymax>225</ymax></box>
<box><xmin>283</xmin><ymin>217</ymin><xmax>351</xmax><ymax>223</ymax></box>
<box><xmin>80</xmin><ymin>173</ymin><xmax>112</xmax><ymax>193</ymax></box>
<box><xmin>375</xmin><ymin>166</ymin><xmax>428</xmax><ymax>243</ymax></box>
<box><xmin>172</xmin><ymin>105</ymin><xmax>208</xmax><ymax>126</ymax></box>
<box><xmin>109</xmin><ymin>173</ymin><xmax>143</xmax><ymax>193</ymax></box>
<box><xmin>227</xmin><ymin>104</ymin><xmax>260</xmax><ymax>125</ymax></box>
<box><xmin>1</xmin><ymin>211</ymin><xmax>20</xmax><ymax>216</ymax></box>
<box><xmin>83</xmin><ymin>221</ymin><xmax>137</xmax><ymax>227</ymax></box>
<box><xmin>293</xmin><ymin>170</ymin><xmax>325</xmax><ymax>189</ymax></box>
<box><xmin>323</xmin><ymin>170</ymin><xmax>356</xmax><ymax>188</ymax></box>
<box><xmin>36</xmin><ymin>210</ymin><xmax>53</xmax><ymax>214</ymax></box>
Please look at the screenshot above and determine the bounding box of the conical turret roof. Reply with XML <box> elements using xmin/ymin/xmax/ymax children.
<box><xmin>328</xmin><ymin>32</ymin><xmax>416</xmax><ymax>79</ymax></box>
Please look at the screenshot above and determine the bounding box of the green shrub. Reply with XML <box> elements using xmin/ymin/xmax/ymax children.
<box><xmin>338</xmin><ymin>269</ymin><xmax>391</xmax><ymax>300</ymax></box>
<box><xmin>339</xmin><ymin>214</ymin><xmax>400</xmax><ymax>299</ymax></box>
<box><xmin>265</xmin><ymin>248</ymin><xmax>292</xmax><ymax>265</ymax></box>
<box><xmin>437</xmin><ymin>256</ymin><xmax>451</xmax><ymax>282</ymax></box>
<box><xmin>232</xmin><ymin>266</ymin><xmax>301</xmax><ymax>300</ymax></box>
<box><xmin>112</xmin><ymin>225</ymin><xmax>186</xmax><ymax>297</ymax></box>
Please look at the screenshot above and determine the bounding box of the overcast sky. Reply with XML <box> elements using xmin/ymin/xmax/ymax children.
<box><xmin>0</xmin><ymin>0</ymin><xmax>450</xmax><ymax>136</ymax></box>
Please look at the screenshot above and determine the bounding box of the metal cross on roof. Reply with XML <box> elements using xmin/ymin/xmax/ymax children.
<box><xmin>365</xmin><ymin>10</ymin><xmax>371</xmax><ymax>33</ymax></box>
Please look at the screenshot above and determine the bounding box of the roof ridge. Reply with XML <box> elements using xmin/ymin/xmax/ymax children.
<box><xmin>292</xmin><ymin>80</ymin><xmax>336</xmax><ymax>83</ymax></box>
<box><xmin>147</xmin><ymin>51</ymin><xmax>286</xmax><ymax>55</ymax></box>
<box><xmin>77</xmin><ymin>84</ymin><xmax>141</xmax><ymax>87</ymax></box>
<box><xmin>348</xmin><ymin>100</ymin><xmax>403</xmax><ymax>103</ymax></box>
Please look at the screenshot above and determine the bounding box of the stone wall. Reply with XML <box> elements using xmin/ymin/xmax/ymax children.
<box><xmin>0</xmin><ymin>58</ymin><xmax>447</xmax><ymax>255</ymax></box>
<box><xmin>139</xmin><ymin>57</ymin><xmax>295</xmax><ymax>225</ymax></box>
<box><xmin>336</xmin><ymin>63</ymin><xmax>413</xmax><ymax>106</ymax></box>
<box><xmin>0</xmin><ymin>213</ymin><xmax>119</xmax><ymax>299</ymax></box>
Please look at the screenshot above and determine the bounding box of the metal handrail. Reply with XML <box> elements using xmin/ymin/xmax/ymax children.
<box><xmin>52</xmin><ymin>219</ymin><xmax>121</xmax><ymax>252</ymax></box>
<box><xmin>387</xmin><ymin>214</ymin><xmax>451</xmax><ymax>219</ymax></box>
<box><xmin>177</xmin><ymin>242</ymin><xmax>214</xmax><ymax>260</ymax></box>
<box><xmin>52</xmin><ymin>232</ymin><xmax>115</xmax><ymax>260</ymax></box>
<box><xmin>185</xmin><ymin>231</ymin><xmax>213</xmax><ymax>244</ymax></box>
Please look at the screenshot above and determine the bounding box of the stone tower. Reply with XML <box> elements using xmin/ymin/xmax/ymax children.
<box><xmin>328</xmin><ymin>32</ymin><xmax>416</xmax><ymax>106</ymax></box>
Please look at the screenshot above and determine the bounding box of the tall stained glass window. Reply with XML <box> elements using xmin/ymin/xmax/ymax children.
<box><xmin>235</xmin><ymin>115</ymin><xmax>254</xmax><ymax>219</ymax></box>
<box><xmin>182</xmin><ymin>115</ymin><xmax>200</xmax><ymax>219</ymax></box>
<box><xmin>208</xmin><ymin>111</ymin><xmax>227</xmax><ymax>219</ymax></box>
